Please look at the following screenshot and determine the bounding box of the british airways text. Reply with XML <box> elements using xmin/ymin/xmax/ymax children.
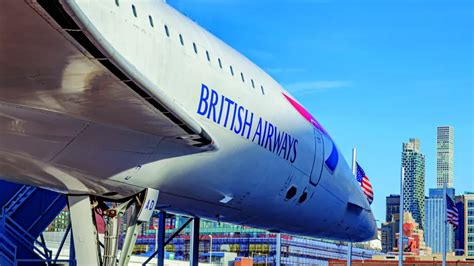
<box><xmin>197</xmin><ymin>84</ymin><xmax>298</xmax><ymax>163</ymax></box>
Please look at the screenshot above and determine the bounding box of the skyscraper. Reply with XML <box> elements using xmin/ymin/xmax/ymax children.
<box><xmin>402</xmin><ymin>138</ymin><xmax>426</xmax><ymax>230</ymax></box>
<box><xmin>381</xmin><ymin>195</ymin><xmax>400</xmax><ymax>253</ymax></box>
<box><xmin>424</xmin><ymin>188</ymin><xmax>455</xmax><ymax>253</ymax></box>
<box><xmin>386</xmin><ymin>194</ymin><xmax>400</xmax><ymax>223</ymax></box>
<box><xmin>437</xmin><ymin>126</ymin><xmax>454</xmax><ymax>188</ymax></box>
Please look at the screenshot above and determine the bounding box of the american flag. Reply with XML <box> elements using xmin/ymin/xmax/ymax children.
<box><xmin>356</xmin><ymin>162</ymin><xmax>373</xmax><ymax>205</ymax></box>
<box><xmin>446</xmin><ymin>194</ymin><xmax>459</xmax><ymax>230</ymax></box>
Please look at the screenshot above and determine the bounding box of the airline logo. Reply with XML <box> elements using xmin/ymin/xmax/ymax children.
<box><xmin>281</xmin><ymin>93</ymin><xmax>328</xmax><ymax>136</ymax></box>
<box><xmin>196</xmin><ymin>84</ymin><xmax>298</xmax><ymax>163</ymax></box>
<box><xmin>282</xmin><ymin>92</ymin><xmax>339</xmax><ymax>173</ymax></box>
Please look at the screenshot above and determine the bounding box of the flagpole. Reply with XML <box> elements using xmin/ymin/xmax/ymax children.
<box><xmin>398</xmin><ymin>166</ymin><xmax>404</xmax><ymax>266</ymax></box>
<box><xmin>442</xmin><ymin>183</ymin><xmax>447</xmax><ymax>266</ymax></box>
<box><xmin>347</xmin><ymin>147</ymin><xmax>356</xmax><ymax>266</ymax></box>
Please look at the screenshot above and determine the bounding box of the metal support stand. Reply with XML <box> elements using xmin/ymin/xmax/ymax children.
<box><xmin>156</xmin><ymin>211</ymin><xmax>166</xmax><ymax>266</ymax></box>
<box><xmin>190</xmin><ymin>217</ymin><xmax>200</xmax><ymax>266</ymax></box>
<box><xmin>143</xmin><ymin>217</ymin><xmax>193</xmax><ymax>265</ymax></box>
<box><xmin>118</xmin><ymin>204</ymin><xmax>141</xmax><ymax>266</ymax></box>
<box><xmin>275</xmin><ymin>233</ymin><xmax>281</xmax><ymax>266</ymax></box>
<box><xmin>68</xmin><ymin>195</ymin><xmax>100</xmax><ymax>266</ymax></box>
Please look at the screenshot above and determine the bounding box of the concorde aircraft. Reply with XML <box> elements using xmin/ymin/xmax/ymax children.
<box><xmin>0</xmin><ymin>0</ymin><xmax>376</xmax><ymax>264</ymax></box>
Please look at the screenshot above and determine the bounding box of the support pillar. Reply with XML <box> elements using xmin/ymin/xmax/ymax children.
<box><xmin>156</xmin><ymin>211</ymin><xmax>166</xmax><ymax>266</ymax></box>
<box><xmin>347</xmin><ymin>242</ymin><xmax>352</xmax><ymax>266</ymax></box>
<box><xmin>275</xmin><ymin>233</ymin><xmax>281</xmax><ymax>266</ymax></box>
<box><xmin>68</xmin><ymin>195</ymin><xmax>100</xmax><ymax>266</ymax></box>
<box><xmin>190</xmin><ymin>217</ymin><xmax>200</xmax><ymax>266</ymax></box>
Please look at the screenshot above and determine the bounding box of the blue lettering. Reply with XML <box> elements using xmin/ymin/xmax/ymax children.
<box><xmin>252</xmin><ymin>118</ymin><xmax>263</xmax><ymax>144</ymax></box>
<box><xmin>217</xmin><ymin>95</ymin><xmax>225</xmax><ymax>124</ymax></box>
<box><xmin>264</xmin><ymin>123</ymin><xmax>274</xmax><ymax>152</ymax></box>
<box><xmin>278</xmin><ymin>133</ymin><xmax>288</xmax><ymax>157</ymax></box>
<box><xmin>233</xmin><ymin>106</ymin><xmax>245</xmax><ymax>134</ymax></box>
<box><xmin>286</xmin><ymin>136</ymin><xmax>296</xmax><ymax>160</ymax></box>
<box><xmin>290</xmin><ymin>139</ymin><xmax>298</xmax><ymax>163</ymax></box>
<box><xmin>273</xmin><ymin>127</ymin><xmax>283</xmax><ymax>152</ymax></box>
<box><xmin>197</xmin><ymin>84</ymin><xmax>209</xmax><ymax>115</ymax></box>
<box><xmin>241</xmin><ymin>110</ymin><xmax>254</xmax><ymax>139</ymax></box>
<box><xmin>207</xmin><ymin>89</ymin><xmax>219</xmax><ymax>122</ymax></box>
<box><xmin>260</xmin><ymin>121</ymin><xmax>268</xmax><ymax>146</ymax></box>
<box><xmin>196</xmin><ymin>84</ymin><xmax>299</xmax><ymax>164</ymax></box>
<box><xmin>229</xmin><ymin>103</ymin><xmax>238</xmax><ymax>131</ymax></box>
<box><xmin>222</xmin><ymin>97</ymin><xmax>235</xmax><ymax>128</ymax></box>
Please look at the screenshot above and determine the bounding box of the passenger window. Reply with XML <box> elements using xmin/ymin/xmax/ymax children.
<box><xmin>179</xmin><ymin>34</ymin><xmax>184</xmax><ymax>45</ymax></box>
<box><xmin>241</xmin><ymin>73</ymin><xmax>245</xmax><ymax>82</ymax></box>
<box><xmin>132</xmin><ymin>5</ymin><xmax>137</xmax><ymax>17</ymax></box>
<box><xmin>218</xmin><ymin>58</ymin><xmax>222</xmax><ymax>69</ymax></box>
<box><xmin>193</xmin><ymin>43</ymin><xmax>198</xmax><ymax>54</ymax></box>
<box><xmin>164</xmin><ymin>25</ymin><xmax>170</xmax><ymax>37</ymax></box>
<box><xmin>261</xmin><ymin>85</ymin><xmax>265</xmax><ymax>95</ymax></box>
<box><xmin>206</xmin><ymin>51</ymin><xmax>211</xmax><ymax>62</ymax></box>
<box><xmin>251</xmin><ymin>79</ymin><xmax>255</xmax><ymax>88</ymax></box>
<box><xmin>230</xmin><ymin>66</ymin><xmax>234</xmax><ymax>76</ymax></box>
<box><xmin>148</xmin><ymin>16</ymin><xmax>154</xmax><ymax>27</ymax></box>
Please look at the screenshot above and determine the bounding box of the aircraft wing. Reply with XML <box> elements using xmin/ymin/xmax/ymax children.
<box><xmin>0</xmin><ymin>0</ymin><xmax>212</xmax><ymax>149</ymax></box>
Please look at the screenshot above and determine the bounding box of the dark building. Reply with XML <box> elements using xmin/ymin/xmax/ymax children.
<box><xmin>382</xmin><ymin>195</ymin><xmax>401</xmax><ymax>253</ymax></box>
<box><xmin>381</xmin><ymin>216</ymin><xmax>399</xmax><ymax>253</ymax></box>
<box><xmin>386</xmin><ymin>195</ymin><xmax>400</xmax><ymax>222</ymax></box>
<box><xmin>455</xmin><ymin>195</ymin><xmax>465</xmax><ymax>255</ymax></box>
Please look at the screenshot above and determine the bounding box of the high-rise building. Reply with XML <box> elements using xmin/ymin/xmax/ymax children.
<box><xmin>424</xmin><ymin>188</ymin><xmax>455</xmax><ymax>254</ymax></box>
<box><xmin>382</xmin><ymin>195</ymin><xmax>400</xmax><ymax>253</ymax></box>
<box><xmin>462</xmin><ymin>192</ymin><xmax>474</xmax><ymax>256</ymax></box>
<box><xmin>455</xmin><ymin>195</ymin><xmax>465</xmax><ymax>255</ymax></box>
<box><xmin>437</xmin><ymin>126</ymin><xmax>454</xmax><ymax>188</ymax></box>
<box><xmin>386</xmin><ymin>195</ymin><xmax>400</xmax><ymax>223</ymax></box>
<box><xmin>402</xmin><ymin>138</ymin><xmax>426</xmax><ymax>230</ymax></box>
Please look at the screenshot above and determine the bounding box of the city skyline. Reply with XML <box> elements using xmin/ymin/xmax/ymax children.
<box><xmin>167</xmin><ymin>0</ymin><xmax>473</xmax><ymax>226</ymax></box>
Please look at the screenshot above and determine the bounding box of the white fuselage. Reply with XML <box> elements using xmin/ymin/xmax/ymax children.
<box><xmin>0</xmin><ymin>0</ymin><xmax>376</xmax><ymax>241</ymax></box>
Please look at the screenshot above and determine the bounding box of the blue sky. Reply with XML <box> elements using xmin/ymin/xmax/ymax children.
<box><xmin>167</xmin><ymin>0</ymin><xmax>473</xmax><ymax>225</ymax></box>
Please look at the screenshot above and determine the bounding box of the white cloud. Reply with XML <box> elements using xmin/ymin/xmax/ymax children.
<box><xmin>266</xmin><ymin>67</ymin><xmax>307</xmax><ymax>74</ymax></box>
<box><xmin>285</xmin><ymin>80</ymin><xmax>351</xmax><ymax>94</ymax></box>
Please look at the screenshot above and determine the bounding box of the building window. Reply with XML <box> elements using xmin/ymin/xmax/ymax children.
<box><xmin>148</xmin><ymin>16</ymin><xmax>154</xmax><ymax>27</ymax></box>
<box><xmin>115</xmin><ymin>0</ymin><xmax>119</xmax><ymax>7</ymax></box>
<box><xmin>230</xmin><ymin>66</ymin><xmax>234</xmax><ymax>76</ymax></box>
<box><xmin>179</xmin><ymin>34</ymin><xmax>184</xmax><ymax>45</ymax></box>
<box><xmin>132</xmin><ymin>5</ymin><xmax>137</xmax><ymax>17</ymax></box>
<box><xmin>260</xmin><ymin>85</ymin><xmax>265</xmax><ymax>95</ymax></box>
<box><xmin>193</xmin><ymin>43</ymin><xmax>198</xmax><ymax>54</ymax></box>
<box><xmin>206</xmin><ymin>51</ymin><xmax>211</xmax><ymax>62</ymax></box>
<box><xmin>251</xmin><ymin>79</ymin><xmax>255</xmax><ymax>88</ymax></box>
<box><xmin>240</xmin><ymin>72</ymin><xmax>245</xmax><ymax>82</ymax></box>
<box><xmin>218</xmin><ymin>58</ymin><xmax>222</xmax><ymax>69</ymax></box>
<box><xmin>164</xmin><ymin>25</ymin><xmax>170</xmax><ymax>37</ymax></box>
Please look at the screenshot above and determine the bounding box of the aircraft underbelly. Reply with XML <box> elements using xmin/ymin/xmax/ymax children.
<box><xmin>0</xmin><ymin>0</ymin><xmax>204</xmax><ymax>197</ymax></box>
<box><xmin>0</xmin><ymin>1</ymin><xmax>184</xmax><ymax>138</ymax></box>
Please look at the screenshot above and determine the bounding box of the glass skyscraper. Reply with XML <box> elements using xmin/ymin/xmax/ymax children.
<box><xmin>436</xmin><ymin>126</ymin><xmax>454</xmax><ymax>188</ymax></box>
<box><xmin>424</xmin><ymin>188</ymin><xmax>455</xmax><ymax>254</ymax></box>
<box><xmin>402</xmin><ymin>138</ymin><xmax>425</xmax><ymax>230</ymax></box>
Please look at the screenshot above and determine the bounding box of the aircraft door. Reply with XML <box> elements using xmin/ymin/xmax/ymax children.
<box><xmin>309</xmin><ymin>128</ymin><xmax>325</xmax><ymax>186</ymax></box>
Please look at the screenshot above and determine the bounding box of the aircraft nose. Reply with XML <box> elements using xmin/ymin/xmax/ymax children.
<box><xmin>353</xmin><ymin>209</ymin><xmax>377</xmax><ymax>242</ymax></box>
